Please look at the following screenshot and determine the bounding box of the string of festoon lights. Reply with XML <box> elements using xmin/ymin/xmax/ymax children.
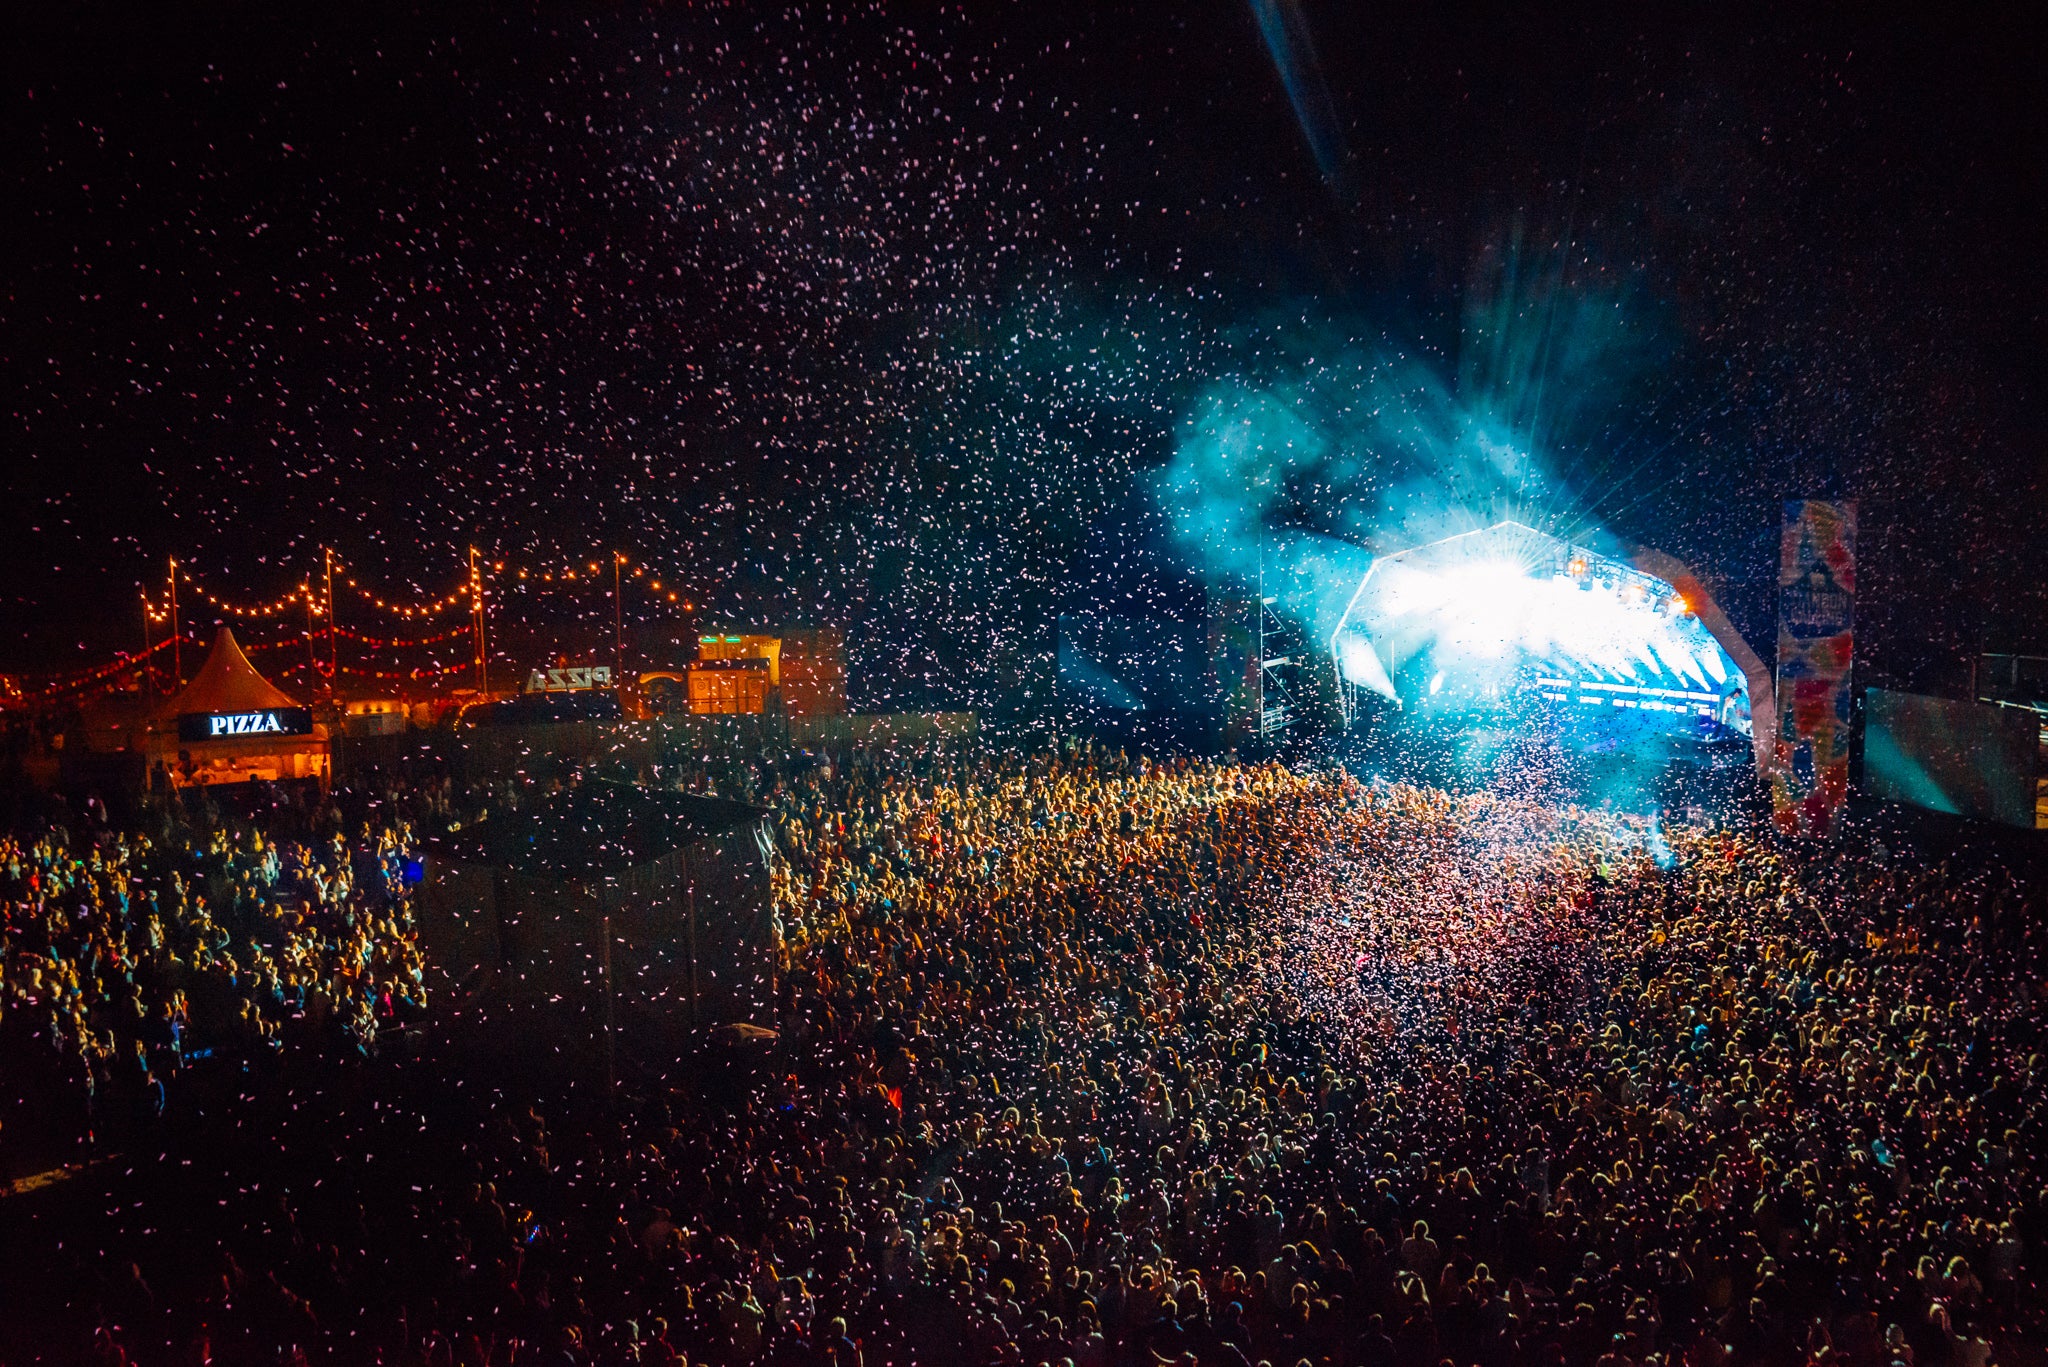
<box><xmin>168</xmin><ymin>550</ymin><xmax>697</xmax><ymax>620</ymax></box>
<box><xmin>0</xmin><ymin>637</ymin><xmax>178</xmax><ymax>704</ymax></box>
<box><xmin>332</xmin><ymin>623</ymin><xmax>473</xmax><ymax>649</ymax></box>
<box><xmin>331</xmin><ymin>660</ymin><xmax>475</xmax><ymax>683</ymax></box>
<box><xmin>334</xmin><ymin>553</ymin><xmax>696</xmax><ymax>615</ymax></box>
<box><xmin>8</xmin><ymin>549</ymin><xmax>705</xmax><ymax>707</ymax></box>
<box><xmin>172</xmin><ymin>563</ymin><xmax>314</xmax><ymax>619</ymax></box>
<box><xmin>505</xmin><ymin>553</ymin><xmax>695</xmax><ymax>609</ymax></box>
<box><xmin>334</xmin><ymin>557</ymin><xmax>476</xmax><ymax>619</ymax></box>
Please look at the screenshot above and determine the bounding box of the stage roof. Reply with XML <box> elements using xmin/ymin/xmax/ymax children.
<box><xmin>1331</xmin><ymin>521</ymin><xmax>1773</xmax><ymax>761</ymax></box>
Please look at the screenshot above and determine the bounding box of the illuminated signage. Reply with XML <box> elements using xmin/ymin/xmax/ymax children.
<box><xmin>178</xmin><ymin>708</ymin><xmax>315</xmax><ymax>743</ymax></box>
<box><xmin>523</xmin><ymin>665</ymin><xmax>614</xmax><ymax>694</ymax></box>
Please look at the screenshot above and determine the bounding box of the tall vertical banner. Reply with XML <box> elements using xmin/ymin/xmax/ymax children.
<box><xmin>1773</xmin><ymin>500</ymin><xmax>1856</xmax><ymax>835</ymax></box>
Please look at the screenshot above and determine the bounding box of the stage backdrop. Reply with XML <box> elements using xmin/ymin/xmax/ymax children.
<box><xmin>1773</xmin><ymin>500</ymin><xmax>1856</xmax><ymax>836</ymax></box>
<box><xmin>1863</xmin><ymin>689</ymin><xmax>2043</xmax><ymax>829</ymax></box>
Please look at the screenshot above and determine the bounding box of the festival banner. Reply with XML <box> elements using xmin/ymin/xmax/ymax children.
<box><xmin>1773</xmin><ymin>500</ymin><xmax>1856</xmax><ymax>835</ymax></box>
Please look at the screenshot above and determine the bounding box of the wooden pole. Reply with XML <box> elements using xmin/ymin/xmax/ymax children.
<box><xmin>304</xmin><ymin>584</ymin><xmax>319</xmax><ymax>684</ymax></box>
<box><xmin>470</xmin><ymin>547</ymin><xmax>488</xmax><ymax>696</ymax></box>
<box><xmin>325</xmin><ymin>547</ymin><xmax>338</xmax><ymax>691</ymax></box>
<box><xmin>168</xmin><ymin>557</ymin><xmax>181</xmax><ymax>687</ymax></box>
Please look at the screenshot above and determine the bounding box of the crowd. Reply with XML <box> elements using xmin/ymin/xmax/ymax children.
<box><xmin>0</xmin><ymin>739</ymin><xmax>2043</xmax><ymax>1367</ymax></box>
<box><xmin>0</xmin><ymin>779</ymin><xmax>434</xmax><ymax>1156</ymax></box>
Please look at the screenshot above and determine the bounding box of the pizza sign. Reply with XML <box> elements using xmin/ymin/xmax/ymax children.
<box><xmin>178</xmin><ymin>708</ymin><xmax>316</xmax><ymax>742</ymax></box>
<box><xmin>523</xmin><ymin>665</ymin><xmax>614</xmax><ymax>693</ymax></box>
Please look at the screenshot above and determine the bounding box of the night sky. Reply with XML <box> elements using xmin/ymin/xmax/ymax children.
<box><xmin>3</xmin><ymin>3</ymin><xmax>2044</xmax><ymax>708</ymax></box>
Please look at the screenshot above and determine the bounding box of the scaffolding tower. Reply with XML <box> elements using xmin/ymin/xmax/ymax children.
<box><xmin>1253</xmin><ymin>549</ymin><xmax>1301</xmax><ymax>738</ymax></box>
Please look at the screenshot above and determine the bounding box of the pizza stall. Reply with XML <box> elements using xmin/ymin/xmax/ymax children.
<box><xmin>150</xmin><ymin>627</ymin><xmax>330</xmax><ymax>787</ymax></box>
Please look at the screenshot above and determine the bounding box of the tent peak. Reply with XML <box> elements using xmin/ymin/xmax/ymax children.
<box><xmin>160</xmin><ymin>625</ymin><xmax>302</xmax><ymax>720</ymax></box>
